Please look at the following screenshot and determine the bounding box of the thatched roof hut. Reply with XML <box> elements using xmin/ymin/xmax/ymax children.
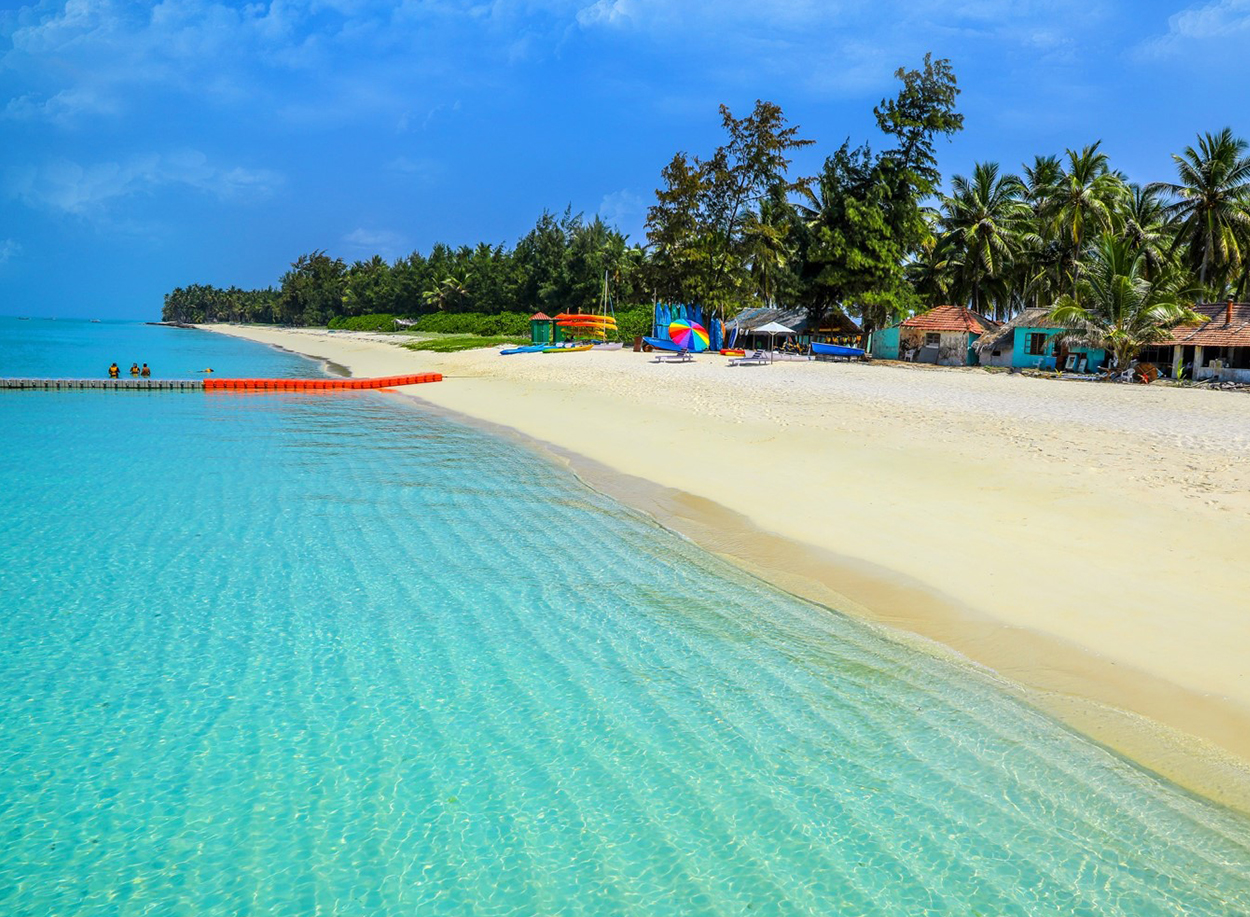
<box><xmin>727</xmin><ymin>306</ymin><xmax>861</xmax><ymax>337</ymax></box>
<box><xmin>974</xmin><ymin>308</ymin><xmax>1055</xmax><ymax>354</ymax></box>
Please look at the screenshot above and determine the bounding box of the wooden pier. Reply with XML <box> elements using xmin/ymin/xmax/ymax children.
<box><xmin>1</xmin><ymin>373</ymin><xmax>442</xmax><ymax>392</ymax></box>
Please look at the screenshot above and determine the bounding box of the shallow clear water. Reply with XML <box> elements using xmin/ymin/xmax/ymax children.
<box><xmin>2</xmin><ymin>319</ymin><xmax>1249</xmax><ymax>916</ymax></box>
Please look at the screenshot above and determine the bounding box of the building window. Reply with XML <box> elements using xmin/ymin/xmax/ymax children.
<box><xmin>925</xmin><ymin>332</ymin><xmax>941</xmax><ymax>346</ymax></box>
<box><xmin>1025</xmin><ymin>332</ymin><xmax>1049</xmax><ymax>356</ymax></box>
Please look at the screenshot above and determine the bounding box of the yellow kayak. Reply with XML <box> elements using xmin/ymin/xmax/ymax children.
<box><xmin>543</xmin><ymin>345</ymin><xmax>593</xmax><ymax>353</ymax></box>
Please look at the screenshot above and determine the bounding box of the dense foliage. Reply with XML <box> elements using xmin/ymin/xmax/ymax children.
<box><xmin>165</xmin><ymin>54</ymin><xmax>1250</xmax><ymax>355</ymax></box>
<box><xmin>163</xmin><ymin>210</ymin><xmax>642</xmax><ymax>326</ymax></box>
<box><xmin>326</xmin><ymin>314</ymin><xmax>402</xmax><ymax>332</ymax></box>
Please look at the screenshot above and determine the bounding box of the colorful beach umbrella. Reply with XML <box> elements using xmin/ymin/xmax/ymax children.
<box><xmin>668</xmin><ymin>319</ymin><xmax>710</xmax><ymax>352</ymax></box>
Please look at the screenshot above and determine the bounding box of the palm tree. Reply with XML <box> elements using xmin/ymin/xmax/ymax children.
<box><xmin>938</xmin><ymin>161</ymin><xmax>1028</xmax><ymax>318</ymax></box>
<box><xmin>1045</xmin><ymin>142</ymin><xmax>1128</xmax><ymax>293</ymax></box>
<box><xmin>1148</xmin><ymin>127</ymin><xmax>1250</xmax><ymax>291</ymax></box>
<box><xmin>906</xmin><ymin>233</ymin><xmax>955</xmax><ymax>307</ymax></box>
<box><xmin>1022</xmin><ymin>155</ymin><xmax>1062</xmax><ymax>207</ymax></box>
<box><xmin>1050</xmin><ymin>234</ymin><xmax>1204</xmax><ymax>373</ymax></box>
<box><xmin>424</xmin><ymin>273</ymin><xmax>467</xmax><ymax>313</ymax></box>
<box><xmin>742</xmin><ymin>193</ymin><xmax>793</xmax><ymax>307</ymax></box>
<box><xmin>1017</xmin><ymin>155</ymin><xmax>1065</xmax><ymax>308</ymax></box>
<box><xmin>1117</xmin><ymin>184</ymin><xmax>1172</xmax><ymax>281</ymax></box>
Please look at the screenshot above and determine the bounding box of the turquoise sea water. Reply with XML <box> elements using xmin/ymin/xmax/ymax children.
<box><xmin>1</xmin><ymin>319</ymin><xmax>1249</xmax><ymax>916</ymax></box>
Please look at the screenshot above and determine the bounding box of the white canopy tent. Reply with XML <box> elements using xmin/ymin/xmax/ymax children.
<box><xmin>750</xmin><ymin>321</ymin><xmax>796</xmax><ymax>363</ymax></box>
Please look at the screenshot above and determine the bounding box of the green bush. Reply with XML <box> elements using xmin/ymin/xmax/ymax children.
<box><xmin>408</xmin><ymin>312</ymin><xmax>532</xmax><ymax>337</ymax></box>
<box><xmin>614</xmin><ymin>307</ymin><xmax>653</xmax><ymax>341</ymax></box>
<box><xmin>328</xmin><ymin>313</ymin><xmax>399</xmax><ymax>332</ymax></box>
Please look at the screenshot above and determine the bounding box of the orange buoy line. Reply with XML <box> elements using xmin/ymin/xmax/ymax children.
<box><xmin>1</xmin><ymin>374</ymin><xmax>442</xmax><ymax>392</ymax></box>
<box><xmin>203</xmin><ymin>373</ymin><xmax>442</xmax><ymax>392</ymax></box>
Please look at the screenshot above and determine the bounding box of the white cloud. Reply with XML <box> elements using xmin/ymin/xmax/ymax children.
<box><xmin>1166</xmin><ymin>0</ymin><xmax>1250</xmax><ymax>38</ymax></box>
<box><xmin>0</xmin><ymin>0</ymin><xmax>1119</xmax><ymax>137</ymax></box>
<box><xmin>0</xmin><ymin>239</ymin><xmax>21</xmax><ymax>265</ymax></box>
<box><xmin>4</xmin><ymin>87</ymin><xmax>119</xmax><ymax>124</ymax></box>
<box><xmin>576</xmin><ymin>0</ymin><xmax>635</xmax><ymax>27</ymax></box>
<box><xmin>342</xmin><ymin>227</ymin><xmax>408</xmax><ymax>258</ymax></box>
<box><xmin>1140</xmin><ymin>0</ymin><xmax>1250</xmax><ymax>56</ymax></box>
<box><xmin>0</xmin><ymin>0</ymin><xmax>576</xmax><ymax>128</ymax></box>
<box><xmin>598</xmin><ymin>188</ymin><xmax>644</xmax><ymax>240</ymax></box>
<box><xmin>7</xmin><ymin>151</ymin><xmax>282</xmax><ymax>216</ymax></box>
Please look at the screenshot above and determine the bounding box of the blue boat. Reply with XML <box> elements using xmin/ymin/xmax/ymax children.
<box><xmin>499</xmin><ymin>345</ymin><xmax>548</xmax><ymax>355</ymax></box>
<box><xmin>811</xmin><ymin>341</ymin><xmax>866</xmax><ymax>358</ymax></box>
<box><xmin>643</xmin><ymin>336</ymin><xmax>683</xmax><ymax>352</ymax></box>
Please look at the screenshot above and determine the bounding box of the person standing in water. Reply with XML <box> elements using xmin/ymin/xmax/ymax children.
<box><xmin>129</xmin><ymin>362</ymin><xmax>140</xmax><ymax>376</ymax></box>
<box><xmin>140</xmin><ymin>363</ymin><xmax>151</xmax><ymax>377</ymax></box>
<box><xmin>108</xmin><ymin>362</ymin><xmax>119</xmax><ymax>378</ymax></box>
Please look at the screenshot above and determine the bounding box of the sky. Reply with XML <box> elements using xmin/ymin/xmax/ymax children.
<box><xmin>2</xmin><ymin>0</ymin><xmax>1249</xmax><ymax>319</ymax></box>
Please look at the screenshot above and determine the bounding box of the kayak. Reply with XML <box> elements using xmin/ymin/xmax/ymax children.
<box><xmin>592</xmin><ymin>341</ymin><xmax>623</xmax><ymax>350</ymax></box>
<box><xmin>719</xmin><ymin>348</ymin><xmax>746</xmax><ymax>357</ymax></box>
<box><xmin>811</xmin><ymin>341</ymin><xmax>866</xmax><ymax>358</ymax></box>
<box><xmin>500</xmin><ymin>345</ymin><xmax>547</xmax><ymax>355</ymax></box>
<box><xmin>543</xmin><ymin>344</ymin><xmax>593</xmax><ymax>353</ymax></box>
<box><xmin>555</xmin><ymin>313</ymin><xmax>617</xmax><ymax>324</ymax></box>
<box><xmin>643</xmin><ymin>336</ymin><xmax>684</xmax><ymax>352</ymax></box>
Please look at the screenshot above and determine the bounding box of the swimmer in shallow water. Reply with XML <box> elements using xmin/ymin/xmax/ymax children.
<box><xmin>140</xmin><ymin>363</ymin><xmax>150</xmax><ymax>377</ymax></box>
<box><xmin>108</xmin><ymin>362</ymin><xmax>119</xmax><ymax>379</ymax></box>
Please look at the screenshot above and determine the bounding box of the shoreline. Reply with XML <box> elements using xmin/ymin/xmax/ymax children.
<box><xmin>195</xmin><ymin>323</ymin><xmax>1250</xmax><ymax>813</ymax></box>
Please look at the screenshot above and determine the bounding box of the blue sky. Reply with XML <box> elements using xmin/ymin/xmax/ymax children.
<box><xmin>2</xmin><ymin>0</ymin><xmax>1248</xmax><ymax>318</ymax></box>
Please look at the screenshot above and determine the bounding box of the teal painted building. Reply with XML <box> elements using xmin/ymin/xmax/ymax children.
<box><xmin>977</xmin><ymin>308</ymin><xmax>1106</xmax><ymax>372</ymax></box>
<box><xmin>869</xmin><ymin>325</ymin><xmax>901</xmax><ymax>359</ymax></box>
<box><xmin>870</xmin><ymin>305</ymin><xmax>998</xmax><ymax>366</ymax></box>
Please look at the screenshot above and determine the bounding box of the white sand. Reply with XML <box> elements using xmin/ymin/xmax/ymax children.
<box><xmin>200</xmin><ymin>324</ymin><xmax>1250</xmax><ymax>804</ymax></box>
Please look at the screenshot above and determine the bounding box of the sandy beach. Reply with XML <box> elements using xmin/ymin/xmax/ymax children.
<box><xmin>200</xmin><ymin>324</ymin><xmax>1250</xmax><ymax>809</ymax></box>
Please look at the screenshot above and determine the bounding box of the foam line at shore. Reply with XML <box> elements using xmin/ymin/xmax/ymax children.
<box><xmin>195</xmin><ymin>324</ymin><xmax>1250</xmax><ymax>812</ymax></box>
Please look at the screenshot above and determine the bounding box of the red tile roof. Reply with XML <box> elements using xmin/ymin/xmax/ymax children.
<box><xmin>1160</xmin><ymin>302</ymin><xmax>1250</xmax><ymax>348</ymax></box>
<box><xmin>530</xmin><ymin>312</ymin><xmax>553</xmax><ymax>321</ymax></box>
<box><xmin>902</xmin><ymin>305</ymin><xmax>999</xmax><ymax>335</ymax></box>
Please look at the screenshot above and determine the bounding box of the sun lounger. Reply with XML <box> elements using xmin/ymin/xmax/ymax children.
<box><xmin>653</xmin><ymin>349</ymin><xmax>693</xmax><ymax>363</ymax></box>
<box><xmin>728</xmin><ymin>350</ymin><xmax>770</xmax><ymax>366</ymax></box>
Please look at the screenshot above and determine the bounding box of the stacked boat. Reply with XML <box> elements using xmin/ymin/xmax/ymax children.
<box><xmin>555</xmin><ymin>312</ymin><xmax>616</xmax><ymax>340</ymax></box>
<box><xmin>500</xmin><ymin>311</ymin><xmax>620</xmax><ymax>355</ymax></box>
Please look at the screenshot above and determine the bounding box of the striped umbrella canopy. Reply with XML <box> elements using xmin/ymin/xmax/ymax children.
<box><xmin>668</xmin><ymin>319</ymin><xmax>710</xmax><ymax>352</ymax></box>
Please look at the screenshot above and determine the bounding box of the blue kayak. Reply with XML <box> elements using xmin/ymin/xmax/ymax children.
<box><xmin>811</xmin><ymin>341</ymin><xmax>866</xmax><ymax>358</ymax></box>
<box><xmin>500</xmin><ymin>345</ymin><xmax>547</xmax><ymax>355</ymax></box>
<box><xmin>643</xmin><ymin>336</ymin><xmax>684</xmax><ymax>352</ymax></box>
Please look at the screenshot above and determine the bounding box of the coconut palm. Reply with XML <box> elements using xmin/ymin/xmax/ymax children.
<box><xmin>938</xmin><ymin>161</ymin><xmax>1028</xmax><ymax>317</ymax></box>
<box><xmin>742</xmin><ymin>192</ymin><xmax>794</xmax><ymax>307</ymax></box>
<box><xmin>1049</xmin><ymin>234</ymin><xmax>1204</xmax><ymax>373</ymax></box>
<box><xmin>423</xmin><ymin>273</ymin><xmax>467</xmax><ymax>312</ymax></box>
<box><xmin>1016</xmin><ymin>155</ymin><xmax>1066</xmax><ymax>307</ymax></box>
<box><xmin>1148</xmin><ymin>127</ymin><xmax>1250</xmax><ymax>291</ymax></box>
<box><xmin>1117</xmin><ymin>184</ymin><xmax>1172</xmax><ymax>281</ymax></box>
<box><xmin>1022</xmin><ymin>155</ymin><xmax>1062</xmax><ymax>207</ymax></box>
<box><xmin>1044</xmin><ymin>142</ymin><xmax>1128</xmax><ymax>293</ymax></box>
<box><xmin>906</xmin><ymin>233</ymin><xmax>955</xmax><ymax>307</ymax></box>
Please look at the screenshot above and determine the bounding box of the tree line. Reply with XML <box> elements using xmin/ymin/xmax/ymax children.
<box><xmin>165</xmin><ymin>53</ymin><xmax>1250</xmax><ymax>351</ymax></box>
<box><xmin>162</xmin><ymin>209</ymin><xmax>643</xmax><ymax>325</ymax></box>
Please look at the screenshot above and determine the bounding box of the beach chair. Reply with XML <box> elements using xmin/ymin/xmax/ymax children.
<box><xmin>653</xmin><ymin>349</ymin><xmax>693</xmax><ymax>363</ymax></box>
<box><xmin>728</xmin><ymin>350</ymin><xmax>770</xmax><ymax>366</ymax></box>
